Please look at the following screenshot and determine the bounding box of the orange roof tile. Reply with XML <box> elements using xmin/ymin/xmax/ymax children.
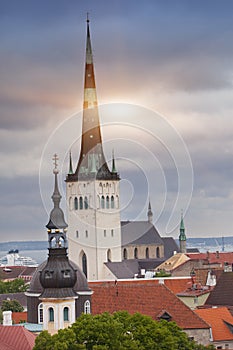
<box><xmin>195</xmin><ymin>307</ymin><xmax>233</xmax><ymax>341</ymax></box>
<box><xmin>0</xmin><ymin>325</ymin><xmax>35</xmax><ymax>350</ymax></box>
<box><xmin>89</xmin><ymin>279</ymin><xmax>209</xmax><ymax>330</ymax></box>
<box><xmin>186</xmin><ymin>252</ymin><xmax>233</xmax><ymax>266</ymax></box>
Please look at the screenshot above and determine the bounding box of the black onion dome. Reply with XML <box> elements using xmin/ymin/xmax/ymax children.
<box><xmin>28</xmin><ymin>258</ymin><xmax>90</xmax><ymax>295</ymax></box>
<box><xmin>40</xmin><ymin>248</ymin><xmax>76</xmax><ymax>290</ymax></box>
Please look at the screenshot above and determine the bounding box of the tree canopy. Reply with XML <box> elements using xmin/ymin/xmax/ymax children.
<box><xmin>33</xmin><ymin>311</ymin><xmax>214</xmax><ymax>350</ymax></box>
<box><xmin>1</xmin><ymin>299</ymin><xmax>24</xmax><ymax>312</ymax></box>
<box><xmin>0</xmin><ymin>278</ymin><xmax>28</xmax><ymax>294</ymax></box>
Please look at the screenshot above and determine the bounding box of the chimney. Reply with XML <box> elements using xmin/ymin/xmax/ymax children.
<box><xmin>3</xmin><ymin>311</ymin><xmax>12</xmax><ymax>326</ymax></box>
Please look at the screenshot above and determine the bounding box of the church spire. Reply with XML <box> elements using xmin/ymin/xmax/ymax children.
<box><xmin>147</xmin><ymin>200</ymin><xmax>153</xmax><ymax>224</ymax></box>
<box><xmin>69</xmin><ymin>150</ymin><xmax>73</xmax><ymax>175</ymax></box>
<box><xmin>66</xmin><ymin>17</ymin><xmax>119</xmax><ymax>181</ymax></box>
<box><xmin>179</xmin><ymin>210</ymin><xmax>187</xmax><ymax>253</ymax></box>
<box><xmin>46</xmin><ymin>154</ymin><xmax>67</xmax><ymax>233</ymax></box>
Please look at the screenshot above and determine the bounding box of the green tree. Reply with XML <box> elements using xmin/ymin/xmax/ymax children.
<box><xmin>34</xmin><ymin>311</ymin><xmax>214</xmax><ymax>350</ymax></box>
<box><xmin>0</xmin><ymin>278</ymin><xmax>28</xmax><ymax>294</ymax></box>
<box><xmin>1</xmin><ymin>299</ymin><xmax>24</xmax><ymax>312</ymax></box>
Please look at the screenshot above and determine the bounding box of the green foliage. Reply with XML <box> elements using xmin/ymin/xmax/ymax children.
<box><xmin>33</xmin><ymin>311</ymin><xmax>213</xmax><ymax>350</ymax></box>
<box><xmin>0</xmin><ymin>278</ymin><xmax>28</xmax><ymax>294</ymax></box>
<box><xmin>155</xmin><ymin>270</ymin><xmax>171</xmax><ymax>277</ymax></box>
<box><xmin>1</xmin><ymin>299</ymin><xmax>24</xmax><ymax>312</ymax></box>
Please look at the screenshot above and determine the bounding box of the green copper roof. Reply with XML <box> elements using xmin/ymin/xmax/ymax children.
<box><xmin>179</xmin><ymin>212</ymin><xmax>186</xmax><ymax>241</ymax></box>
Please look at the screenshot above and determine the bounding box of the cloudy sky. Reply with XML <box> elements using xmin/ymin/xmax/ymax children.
<box><xmin>1</xmin><ymin>0</ymin><xmax>233</xmax><ymax>242</ymax></box>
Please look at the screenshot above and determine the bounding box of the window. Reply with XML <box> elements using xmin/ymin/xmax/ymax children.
<box><xmin>84</xmin><ymin>196</ymin><xmax>88</xmax><ymax>209</ymax></box>
<box><xmin>145</xmin><ymin>247</ymin><xmax>149</xmax><ymax>259</ymax></box>
<box><xmin>104</xmin><ymin>230</ymin><xmax>106</xmax><ymax>237</ymax></box>
<box><xmin>123</xmin><ymin>248</ymin><xmax>127</xmax><ymax>260</ymax></box>
<box><xmin>38</xmin><ymin>303</ymin><xmax>43</xmax><ymax>324</ymax></box>
<box><xmin>63</xmin><ymin>269</ymin><xmax>71</xmax><ymax>278</ymax></box>
<box><xmin>85</xmin><ymin>230</ymin><xmax>88</xmax><ymax>238</ymax></box>
<box><xmin>107</xmin><ymin>249</ymin><xmax>111</xmax><ymax>262</ymax></box>
<box><xmin>79</xmin><ymin>197</ymin><xmax>83</xmax><ymax>210</ymax></box>
<box><xmin>106</xmin><ymin>196</ymin><xmax>110</xmax><ymax>209</ymax></box>
<box><xmin>63</xmin><ymin>307</ymin><xmax>69</xmax><ymax>321</ymax></box>
<box><xmin>82</xmin><ymin>253</ymin><xmax>87</xmax><ymax>277</ymax></box>
<box><xmin>101</xmin><ymin>195</ymin><xmax>105</xmax><ymax>209</ymax></box>
<box><xmin>74</xmin><ymin>197</ymin><xmax>78</xmax><ymax>210</ymax></box>
<box><xmin>111</xmin><ymin>196</ymin><xmax>114</xmax><ymax>209</ymax></box>
<box><xmin>134</xmin><ymin>248</ymin><xmax>138</xmax><ymax>259</ymax></box>
<box><xmin>156</xmin><ymin>247</ymin><xmax>160</xmax><ymax>258</ymax></box>
<box><xmin>84</xmin><ymin>300</ymin><xmax>91</xmax><ymax>314</ymax></box>
<box><xmin>76</xmin><ymin>230</ymin><xmax>79</xmax><ymax>238</ymax></box>
<box><xmin>111</xmin><ymin>229</ymin><xmax>114</xmax><ymax>237</ymax></box>
<box><xmin>49</xmin><ymin>307</ymin><xmax>54</xmax><ymax>322</ymax></box>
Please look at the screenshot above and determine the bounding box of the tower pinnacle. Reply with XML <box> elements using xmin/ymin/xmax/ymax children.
<box><xmin>179</xmin><ymin>210</ymin><xmax>187</xmax><ymax>253</ymax></box>
<box><xmin>147</xmin><ymin>200</ymin><xmax>153</xmax><ymax>223</ymax></box>
<box><xmin>46</xmin><ymin>154</ymin><xmax>67</xmax><ymax>231</ymax></box>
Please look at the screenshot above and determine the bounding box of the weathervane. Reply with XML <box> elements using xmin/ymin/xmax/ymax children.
<box><xmin>53</xmin><ymin>154</ymin><xmax>59</xmax><ymax>173</ymax></box>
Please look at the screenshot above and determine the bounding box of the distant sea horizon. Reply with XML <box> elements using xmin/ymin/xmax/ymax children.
<box><xmin>0</xmin><ymin>236</ymin><xmax>233</xmax><ymax>265</ymax></box>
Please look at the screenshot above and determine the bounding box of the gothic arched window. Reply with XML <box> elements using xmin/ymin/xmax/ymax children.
<box><xmin>84</xmin><ymin>300</ymin><xmax>91</xmax><ymax>314</ymax></box>
<box><xmin>48</xmin><ymin>307</ymin><xmax>54</xmax><ymax>322</ymax></box>
<box><xmin>123</xmin><ymin>248</ymin><xmax>127</xmax><ymax>260</ymax></box>
<box><xmin>111</xmin><ymin>195</ymin><xmax>114</xmax><ymax>209</ymax></box>
<box><xmin>82</xmin><ymin>252</ymin><xmax>87</xmax><ymax>277</ymax></box>
<box><xmin>38</xmin><ymin>303</ymin><xmax>43</xmax><ymax>324</ymax></box>
<box><xmin>106</xmin><ymin>196</ymin><xmax>110</xmax><ymax>209</ymax></box>
<box><xmin>134</xmin><ymin>247</ymin><xmax>138</xmax><ymax>259</ymax></box>
<box><xmin>156</xmin><ymin>247</ymin><xmax>160</xmax><ymax>258</ymax></box>
<box><xmin>63</xmin><ymin>307</ymin><xmax>69</xmax><ymax>321</ymax></box>
<box><xmin>79</xmin><ymin>197</ymin><xmax>83</xmax><ymax>210</ymax></box>
<box><xmin>146</xmin><ymin>247</ymin><xmax>149</xmax><ymax>259</ymax></box>
<box><xmin>74</xmin><ymin>197</ymin><xmax>78</xmax><ymax>210</ymax></box>
<box><xmin>107</xmin><ymin>249</ymin><xmax>111</xmax><ymax>262</ymax></box>
<box><xmin>84</xmin><ymin>196</ymin><xmax>88</xmax><ymax>209</ymax></box>
<box><xmin>101</xmin><ymin>195</ymin><xmax>105</xmax><ymax>209</ymax></box>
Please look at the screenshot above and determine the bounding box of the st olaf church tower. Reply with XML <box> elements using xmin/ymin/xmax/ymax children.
<box><xmin>66</xmin><ymin>18</ymin><xmax>122</xmax><ymax>280</ymax></box>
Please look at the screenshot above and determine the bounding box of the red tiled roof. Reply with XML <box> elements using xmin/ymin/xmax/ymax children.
<box><xmin>89</xmin><ymin>280</ymin><xmax>209</xmax><ymax>330</ymax></box>
<box><xmin>0</xmin><ymin>266</ymin><xmax>36</xmax><ymax>281</ymax></box>
<box><xmin>195</xmin><ymin>307</ymin><xmax>233</xmax><ymax>341</ymax></box>
<box><xmin>12</xmin><ymin>312</ymin><xmax>27</xmax><ymax>324</ymax></box>
<box><xmin>186</xmin><ymin>252</ymin><xmax>233</xmax><ymax>266</ymax></box>
<box><xmin>0</xmin><ymin>326</ymin><xmax>35</xmax><ymax>350</ymax></box>
<box><xmin>163</xmin><ymin>278</ymin><xmax>192</xmax><ymax>294</ymax></box>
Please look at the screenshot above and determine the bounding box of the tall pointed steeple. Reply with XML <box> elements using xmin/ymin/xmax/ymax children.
<box><xmin>179</xmin><ymin>210</ymin><xmax>187</xmax><ymax>253</ymax></box>
<box><xmin>66</xmin><ymin>16</ymin><xmax>119</xmax><ymax>181</ymax></box>
<box><xmin>147</xmin><ymin>200</ymin><xmax>153</xmax><ymax>224</ymax></box>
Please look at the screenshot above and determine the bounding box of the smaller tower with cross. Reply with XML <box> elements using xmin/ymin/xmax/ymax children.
<box><xmin>179</xmin><ymin>210</ymin><xmax>187</xmax><ymax>254</ymax></box>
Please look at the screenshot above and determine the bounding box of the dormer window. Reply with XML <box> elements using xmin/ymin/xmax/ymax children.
<box><xmin>45</xmin><ymin>270</ymin><xmax>53</xmax><ymax>279</ymax></box>
<box><xmin>62</xmin><ymin>269</ymin><xmax>71</xmax><ymax>278</ymax></box>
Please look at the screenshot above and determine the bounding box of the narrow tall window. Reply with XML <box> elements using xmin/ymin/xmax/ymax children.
<box><xmin>111</xmin><ymin>229</ymin><xmax>114</xmax><ymax>237</ymax></box>
<box><xmin>74</xmin><ymin>197</ymin><xmax>78</xmax><ymax>210</ymax></box>
<box><xmin>156</xmin><ymin>247</ymin><xmax>160</xmax><ymax>258</ymax></box>
<box><xmin>104</xmin><ymin>230</ymin><xmax>106</xmax><ymax>237</ymax></box>
<box><xmin>49</xmin><ymin>307</ymin><xmax>54</xmax><ymax>322</ymax></box>
<box><xmin>111</xmin><ymin>195</ymin><xmax>114</xmax><ymax>209</ymax></box>
<box><xmin>84</xmin><ymin>196</ymin><xmax>88</xmax><ymax>209</ymax></box>
<box><xmin>107</xmin><ymin>249</ymin><xmax>111</xmax><ymax>262</ymax></box>
<box><xmin>146</xmin><ymin>247</ymin><xmax>149</xmax><ymax>259</ymax></box>
<box><xmin>63</xmin><ymin>307</ymin><xmax>69</xmax><ymax>321</ymax></box>
<box><xmin>123</xmin><ymin>248</ymin><xmax>127</xmax><ymax>260</ymax></box>
<box><xmin>101</xmin><ymin>195</ymin><xmax>105</xmax><ymax>209</ymax></box>
<box><xmin>85</xmin><ymin>230</ymin><xmax>88</xmax><ymax>238</ymax></box>
<box><xmin>82</xmin><ymin>253</ymin><xmax>87</xmax><ymax>277</ymax></box>
<box><xmin>134</xmin><ymin>247</ymin><xmax>138</xmax><ymax>259</ymax></box>
<box><xmin>79</xmin><ymin>197</ymin><xmax>83</xmax><ymax>210</ymax></box>
<box><xmin>84</xmin><ymin>300</ymin><xmax>91</xmax><ymax>314</ymax></box>
<box><xmin>106</xmin><ymin>196</ymin><xmax>110</xmax><ymax>209</ymax></box>
<box><xmin>38</xmin><ymin>303</ymin><xmax>43</xmax><ymax>324</ymax></box>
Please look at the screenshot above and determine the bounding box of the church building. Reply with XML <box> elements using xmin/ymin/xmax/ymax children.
<box><xmin>65</xmin><ymin>18</ymin><xmax>180</xmax><ymax>281</ymax></box>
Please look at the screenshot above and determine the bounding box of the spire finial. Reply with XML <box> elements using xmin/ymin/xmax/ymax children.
<box><xmin>53</xmin><ymin>153</ymin><xmax>59</xmax><ymax>174</ymax></box>
<box><xmin>86</xmin><ymin>12</ymin><xmax>89</xmax><ymax>23</ymax></box>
